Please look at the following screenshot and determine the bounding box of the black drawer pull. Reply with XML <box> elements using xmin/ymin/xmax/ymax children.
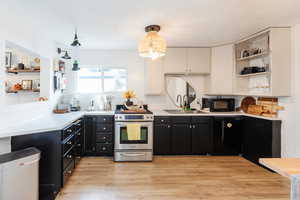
<box><xmin>67</xmin><ymin>141</ymin><xmax>72</xmax><ymax>145</ymax></box>
<box><xmin>67</xmin><ymin>155</ymin><xmax>72</xmax><ymax>159</ymax></box>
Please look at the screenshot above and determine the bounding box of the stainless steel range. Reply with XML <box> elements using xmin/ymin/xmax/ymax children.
<box><xmin>114</xmin><ymin>105</ymin><xmax>153</xmax><ymax>162</ymax></box>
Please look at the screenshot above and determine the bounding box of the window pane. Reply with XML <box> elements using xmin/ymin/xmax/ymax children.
<box><xmin>78</xmin><ymin>67</ymin><xmax>127</xmax><ymax>93</ymax></box>
<box><xmin>103</xmin><ymin>68</ymin><xmax>126</xmax><ymax>78</ymax></box>
<box><xmin>104</xmin><ymin>78</ymin><xmax>126</xmax><ymax>92</ymax></box>
<box><xmin>78</xmin><ymin>78</ymin><xmax>102</xmax><ymax>93</ymax></box>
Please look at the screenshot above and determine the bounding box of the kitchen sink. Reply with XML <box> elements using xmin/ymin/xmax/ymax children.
<box><xmin>163</xmin><ymin>109</ymin><xmax>205</xmax><ymax>114</ymax></box>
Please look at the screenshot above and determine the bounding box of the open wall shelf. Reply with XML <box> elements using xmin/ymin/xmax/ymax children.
<box><xmin>233</xmin><ymin>28</ymin><xmax>291</xmax><ymax>97</ymax></box>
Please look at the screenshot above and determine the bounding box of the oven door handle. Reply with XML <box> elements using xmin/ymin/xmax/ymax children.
<box><xmin>120</xmin><ymin>153</ymin><xmax>146</xmax><ymax>157</ymax></box>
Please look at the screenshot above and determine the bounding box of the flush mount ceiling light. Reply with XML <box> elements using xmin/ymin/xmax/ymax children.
<box><xmin>138</xmin><ymin>25</ymin><xmax>166</xmax><ymax>60</ymax></box>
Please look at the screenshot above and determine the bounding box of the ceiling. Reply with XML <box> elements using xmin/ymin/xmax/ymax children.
<box><xmin>3</xmin><ymin>0</ymin><xmax>300</xmax><ymax>49</ymax></box>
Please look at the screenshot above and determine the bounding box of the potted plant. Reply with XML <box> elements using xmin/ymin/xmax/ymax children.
<box><xmin>122</xmin><ymin>90</ymin><xmax>136</xmax><ymax>106</ymax></box>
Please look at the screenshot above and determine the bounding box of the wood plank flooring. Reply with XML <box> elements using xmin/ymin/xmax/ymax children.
<box><xmin>56</xmin><ymin>156</ymin><xmax>290</xmax><ymax>200</ymax></box>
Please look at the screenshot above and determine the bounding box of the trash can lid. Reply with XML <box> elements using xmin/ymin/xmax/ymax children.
<box><xmin>0</xmin><ymin>147</ymin><xmax>41</xmax><ymax>164</ymax></box>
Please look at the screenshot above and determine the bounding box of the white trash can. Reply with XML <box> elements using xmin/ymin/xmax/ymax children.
<box><xmin>0</xmin><ymin>147</ymin><xmax>40</xmax><ymax>200</ymax></box>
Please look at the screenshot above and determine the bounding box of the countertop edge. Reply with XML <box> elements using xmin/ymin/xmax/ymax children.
<box><xmin>0</xmin><ymin>110</ymin><xmax>280</xmax><ymax>139</ymax></box>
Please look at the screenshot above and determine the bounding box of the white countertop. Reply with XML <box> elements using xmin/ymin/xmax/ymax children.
<box><xmin>0</xmin><ymin>110</ymin><xmax>280</xmax><ymax>139</ymax></box>
<box><xmin>152</xmin><ymin>110</ymin><xmax>281</xmax><ymax>121</ymax></box>
<box><xmin>0</xmin><ymin>111</ymin><xmax>114</xmax><ymax>138</ymax></box>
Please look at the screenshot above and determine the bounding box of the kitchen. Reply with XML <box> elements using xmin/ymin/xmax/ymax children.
<box><xmin>1</xmin><ymin>1</ymin><xmax>300</xmax><ymax>200</ymax></box>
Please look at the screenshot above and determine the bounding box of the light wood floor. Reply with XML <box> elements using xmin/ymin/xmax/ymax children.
<box><xmin>56</xmin><ymin>156</ymin><xmax>290</xmax><ymax>200</ymax></box>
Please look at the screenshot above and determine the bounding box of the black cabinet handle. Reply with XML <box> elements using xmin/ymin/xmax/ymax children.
<box><xmin>221</xmin><ymin>120</ymin><xmax>225</xmax><ymax>144</ymax></box>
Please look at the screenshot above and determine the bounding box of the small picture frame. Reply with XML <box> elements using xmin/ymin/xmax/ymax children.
<box><xmin>5</xmin><ymin>52</ymin><xmax>12</xmax><ymax>68</ymax></box>
<box><xmin>22</xmin><ymin>80</ymin><xmax>33</xmax><ymax>90</ymax></box>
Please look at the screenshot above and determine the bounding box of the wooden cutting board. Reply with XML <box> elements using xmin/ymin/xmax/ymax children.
<box><xmin>247</xmin><ymin>105</ymin><xmax>264</xmax><ymax>115</ymax></box>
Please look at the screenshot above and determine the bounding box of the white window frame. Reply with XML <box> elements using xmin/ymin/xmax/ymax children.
<box><xmin>77</xmin><ymin>66</ymin><xmax>128</xmax><ymax>94</ymax></box>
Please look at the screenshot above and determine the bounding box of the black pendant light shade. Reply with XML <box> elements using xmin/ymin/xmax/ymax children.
<box><xmin>71</xmin><ymin>30</ymin><xmax>81</xmax><ymax>46</ymax></box>
<box><xmin>61</xmin><ymin>51</ymin><xmax>71</xmax><ymax>59</ymax></box>
<box><xmin>72</xmin><ymin>62</ymin><xmax>80</xmax><ymax>71</ymax></box>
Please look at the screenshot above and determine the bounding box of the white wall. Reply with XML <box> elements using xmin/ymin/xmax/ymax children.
<box><xmin>64</xmin><ymin>49</ymin><xmax>206</xmax><ymax>110</ymax></box>
<box><xmin>278</xmin><ymin>24</ymin><xmax>300</xmax><ymax>157</ymax></box>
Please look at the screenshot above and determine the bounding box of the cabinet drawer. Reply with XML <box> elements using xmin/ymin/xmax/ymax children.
<box><xmin>63</xmin><ymin>148</ymin><xmax>74</xmax><ymax>170</ymax></box>
<box><xmin>95</xmin><ymin>116</ymin><xmax>114</xmax><ymax>123</ymax></box>
<box><xmin>63</xmin><ymin>160</ymin><xmax>74</xmax><ymax>186</ymax></box>
<box><xmin>191</xmin><ymin>117</ymin><xmax>212</xmax><ymax>124</ymax></box>
<box><xmin>96</xmin><ymin>133</ymin><xmax>113</xmax><ymax>143</ymax></box>
<box><xmin>62</xmin><ymin>136</ymin><xmax>74</xmax><ymax>156</ymax></box>
<box><xmin>73</xmin><ymin>119</ymin><xmax>83</xmax><ymax>132</ymax></box>
<box><xmin>63</xmin><ymin>126</ymin><xmax>74</xmax><ymax>140</ymax></box>
<box><xmin>171</xmin><ymin>116</ymin><xmax>191</xmax><ymax>124</ymax></box>
<box><xmin>96</xmin><ymin>143</ymin><xmax>113</xmax><ymax>153</ymax></box>
<box><xmin>96</xmin><ymin>124</ymin><xmax>113</xmax><ymax>132</ymax></box>
<box><xmin>154</xmin><ymin>117</ymin><xmax>171</xmax><ymax>124</ymax></box>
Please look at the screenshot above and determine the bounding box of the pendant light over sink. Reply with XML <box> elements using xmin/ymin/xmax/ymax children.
<box><xmin>138</xmin><ymin>25</ymin><xmax>166</xmax><ymax>60</ymax></box>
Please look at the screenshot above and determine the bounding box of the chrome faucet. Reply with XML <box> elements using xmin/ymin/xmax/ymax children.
<box><xmin>176</xmin><ymin>95</ymin><xmax>182</xmax><ymax>108</ymax></box>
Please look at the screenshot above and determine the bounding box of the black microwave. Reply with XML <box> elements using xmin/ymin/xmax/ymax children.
<box><xmin>202</xmin><ymin>98</ymin><xmax>235</xmax><ymax>112</ymax></box>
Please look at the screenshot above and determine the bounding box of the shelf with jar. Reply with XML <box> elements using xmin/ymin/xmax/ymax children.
<box><xmin>233</xmin><ymin>27</ymin><xmax>291</xmax><ymax>97</ymax></box>
<box><xmin>5</xmin><ymin>80</ymin><xmax>40</xmax><ymax>94</ymax></box>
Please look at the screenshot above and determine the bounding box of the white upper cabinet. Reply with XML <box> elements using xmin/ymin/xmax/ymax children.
<box><xmin>144</xmin><ymin>58</ymin><xmax>164</xmax><ymax>96</ymax></box>
<box><xmin>205</xmin><ymin>44</ymin><xmax>234</xmax><ymax>95</ymax></box>
<box><xmin>163</xmin><ymin>48</ymin><xmax>187</xmax><ymax>74</ymax></box>
<box><xmin>187</xmin><ymin>48</ymin><xmax>211</xmax><ymax>74</ymax></box>
<box><xmin>163</xmin><ymin>48</ymin><xmax>211</xmax><ymax>74</ymax></box>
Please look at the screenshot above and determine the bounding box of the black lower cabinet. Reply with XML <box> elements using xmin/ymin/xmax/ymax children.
<box><xmin>154</xmin><ymin>116</ymin><xmax>213</xmax><ymax>155</ymax></box>
<box><xmin>84</xmin><ymin>115</ymin><xmax>114</xmax><ymax>156</ymax></box>
<box><xmin>84</xmin><ymin>116</ymin><xmax>96</xmax><ymax>155</ymax></box>
<box><xmin>172</xmin><ymin>124</ymin><xmax>192</xmax><ymax>155</ymax></box>
<box><xmin>213</xmin><ymin>117</ymin><xmax>243</xmax><ymax>155</ymax></box>
<box><xmin>242</xmin><ymin>117</ymin><xmax>281</xmax><ymax>164</ymax></box>
<box><xmin>154</xmin><ymin>125</ymin><xmax>172</xmax><ymax>155</ymax></box>
<box><xmin>191</xmin><ymin>118</ymin><xmax>213</xmax><ymax>155</ymax></box>
<box><xmin>12</xmin><ymin>131</ymin><xmax>62</xmax><ymax>200</ymax></box>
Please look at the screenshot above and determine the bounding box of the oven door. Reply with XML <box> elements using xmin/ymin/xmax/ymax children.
<box><xmin>115</xmin><ymin>122</ymin><xmax>153</xmax><ymax>150</ymax></box>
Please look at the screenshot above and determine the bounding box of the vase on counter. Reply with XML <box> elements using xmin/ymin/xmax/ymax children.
<box><xmin>125</xmin><ymin>99</ymin><xmax>133</xmax><ymax>106</ymax></box>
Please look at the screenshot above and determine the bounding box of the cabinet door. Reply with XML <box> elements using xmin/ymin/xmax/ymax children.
<box><xmin>191</xmin><ymin>119</ymin><xmax>213</xmax><ymax>154</ymax></box>
<box><xmin>187</xmin><ymin>48</ymin><xmax>211</xmax><ymax>74</ymax></box>
<box><xmin>154</xmin><ymin>124</ymin><xmax>172</xmax><ymax>155</ymax></box>
<box><xmin>84</xmin><ymin>117</ymin><xmax>96</xmax><ymax>154</ymax></box>
<box><xmin>171</xmin><ymin>124</ymin><xmax>192</xmax><ymax>155</ymax></box>
<box><xmin>163</xmin><ymin>48</ymin><xmax>187</xmax><ymax>74</ymax></box>
<box><xmin>205</xmin><ymin>45</ymin><xmax>233</xmax><ymax>94</ymax></box>
<box><xmin>242</xmin><ymin>117</ymin><xmax>262</xmax><ymax>163</ymax></box>
<box><xmin>145</xmin><ymin>58</ymin><xmax>164</xmax><ymax>95</ymax></box>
